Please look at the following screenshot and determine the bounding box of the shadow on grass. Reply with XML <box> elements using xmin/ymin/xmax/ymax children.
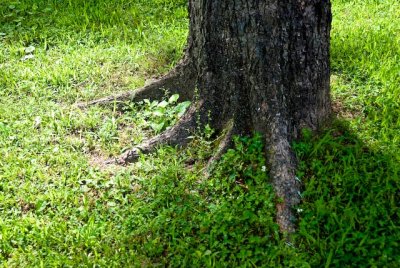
<box><xmin>293</xmin><ymin>119</ymin><xmax>400</xmax><ymax>267</ymax></box>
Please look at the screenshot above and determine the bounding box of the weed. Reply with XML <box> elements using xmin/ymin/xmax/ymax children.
<box><xmin>132</xmin><ymin>94</ymin><xmax>191</xmax><ymax>134</ymax></box>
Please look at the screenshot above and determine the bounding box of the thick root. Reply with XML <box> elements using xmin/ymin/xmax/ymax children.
<box><xmin>267</xmin><ymin>121</ymin><xmax>301</xmax><ymax>235</ymax></box>
<box><xmin>76</xmin><ymin>59</ymin><xmax>196</xmax><ymax>109</ymax></box>
<box><xmin>106</xmin><ymin>101</ymin><xmax>201</xmax><ymax>165</ymax></box>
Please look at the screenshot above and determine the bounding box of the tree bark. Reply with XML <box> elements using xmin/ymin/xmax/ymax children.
<box><xmin>84</xmin><ymin>0</ymin><xmax>332</xmax><ymax>234</ymax></box>
<box><xmin>186</xmin><ymin>0</ymin><xmax>332</xmax><ymax>233</ymax></box>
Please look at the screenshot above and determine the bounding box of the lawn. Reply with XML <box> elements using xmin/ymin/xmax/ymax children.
<box><xmin>0</xmin><ymin>0</ymin><xmax>399</xmax><ymax>267</ymax></box>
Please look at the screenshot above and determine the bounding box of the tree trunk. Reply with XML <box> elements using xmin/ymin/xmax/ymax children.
<box><xmin>84</xmin><ymin>0</ymin><xmax>332</xmax><ymax>234</ymax></box>
<box><xmin>186</xmin><ymin>0</ymin><xmax>332</xmax><ymax>233</ymax></box>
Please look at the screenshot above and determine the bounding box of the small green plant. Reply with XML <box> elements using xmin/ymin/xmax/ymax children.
<box><xmin>138</xmin><ymin>94</ymin><xmax>191</xmax><ymax>133</ymax></box>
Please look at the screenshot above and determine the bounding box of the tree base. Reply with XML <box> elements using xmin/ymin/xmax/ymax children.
<box><xmin>78</xmin><ymin>76</ymin><xmax>301</xmax><ymax>234</ymax></box>
<box><xmin>76</xmin><ymin>0</ymin><xmax>332</xmax><ymax>233</ymax></box>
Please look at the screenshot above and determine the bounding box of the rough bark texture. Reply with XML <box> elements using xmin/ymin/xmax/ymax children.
<box><xmin>187</xmin><ymin>0</ymin><xmax>332</xmax><ymax>233</ymax></box>
<box><xmin>84</xmin><ymin>0</ymin><xmax>331</xmax><ymax>234</ymax></box>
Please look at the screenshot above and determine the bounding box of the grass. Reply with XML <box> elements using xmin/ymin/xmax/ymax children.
<box><xmin>0</xmin><ymin>0</ymin><xmax>399</xmax><ymax>267</ymax></box>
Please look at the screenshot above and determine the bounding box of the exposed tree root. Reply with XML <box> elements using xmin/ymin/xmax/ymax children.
<box><xmin>105</xmin><ymin>101</ymin><xmax>202</xmax><ymax>165</ymax></box>
<box><xmin>75</xmin><ymin>59</ymin><xmax>196</xmax><ymax>109</ymax></box>
<box><xmin>267</xmin><ymin>121</ymin><xmax>301</xmax><ymax>235</ymax></box>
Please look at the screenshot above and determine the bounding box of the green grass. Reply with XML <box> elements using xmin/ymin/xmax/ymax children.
<box><xmin>0</xmin><ymin>0</ymin><xmax>399</xmax><ymax>267</ymax></box>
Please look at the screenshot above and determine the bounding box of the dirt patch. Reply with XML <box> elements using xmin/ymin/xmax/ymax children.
<box><xmin>332</xmin><ymin>99</ymin><xmax>362</xmax><ymax>120</ymax></box>
<box><xmin>19</xmin><ymin>200</ymin><xmax>35</xmax><ymax>214</ymax></box>
<box><xmin>87</xmin><ymin>149</ymin><xmax>125</xmax><ymax>173</ymax></box>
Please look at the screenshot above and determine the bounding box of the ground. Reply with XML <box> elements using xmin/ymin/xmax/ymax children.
<box><xmin>0</xmin><ymin>0</ymin><xmax>399</xmax><ymax>267</ymax></box>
